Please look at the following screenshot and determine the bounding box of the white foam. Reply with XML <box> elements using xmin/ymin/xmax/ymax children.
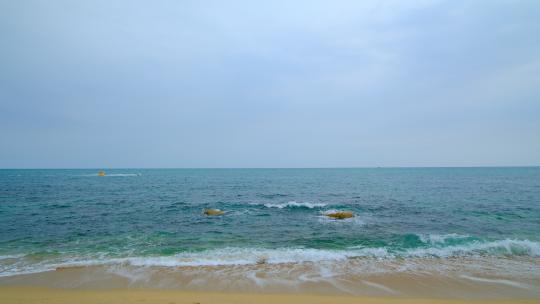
<box><xmin>0</xmin><ymin>254</ymin><xmax>26</xmax><ymax>260</ymax></box>
<box><xmin>418</xmin><ymin>233</ymin><xmax>470</xmax><ymax>245</ymax></box>
<box><xmin>263</xmin><ymin>201</ymin><xmax>327</xmax><ymax>209</ymax></box>
<box><xmin>1</xmin><ymin>239</ymin><xmax>539</xmax><ymax>278</ymax></box>
<box><xmin>0</xmin><ymin>248</ymin><xmax>373</xmax><ymax>276</ymax></box>
<box><xmin>460</xmin><ymin>275</ymin><xmax>534</xmax><ymax>289</ymax></box>
<box><xmin>0</xmin><ymin>263</ymin><xmax>56</xmax><ymax>277</ymax></box>
<box><xmin>125</xmin><ymin>248</ymin><xmax>354</xmax><ymax>266</ymax></box>
<box><xmin>361</xmin><ymin>280</ymin><xmax>398</xmax><ymax>294</ymax></box>
<box><xmin>321</xmin><ymin>209</ymin><xmax>353</xmax><ymax>215</ymax></box>
<box><xmin>405</xmin><ymin>239</ymin><xmax>540</xmax><ymax>258</ymax></box>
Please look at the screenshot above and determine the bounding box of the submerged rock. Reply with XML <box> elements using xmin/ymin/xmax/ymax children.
<box><xmin>326</xmin><ymin>211</ymin><xmax>354</xmax><ymax>219</ymax></box>
<box><xmin>203</xmin><ymin>208</ymin><xmax>224</xmax><ymax>216</ymax></box>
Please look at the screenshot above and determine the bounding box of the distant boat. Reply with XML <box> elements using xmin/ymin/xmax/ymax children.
<box><xmin>98</xmin><ymin>171</ymin><xmax>106</xmax><ymax>177</ymax></box>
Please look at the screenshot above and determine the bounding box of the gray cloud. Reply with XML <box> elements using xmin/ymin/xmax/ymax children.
<box><xmin>1</xmin><ymin>0</ymin><xmax>539</xmax><ymax>168</ymax></box>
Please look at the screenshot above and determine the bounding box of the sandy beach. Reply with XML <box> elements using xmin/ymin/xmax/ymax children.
<box><xmin>1</xmin><ymin>287</ymin><xmax>539</xmax><ymax>304</ymax></box>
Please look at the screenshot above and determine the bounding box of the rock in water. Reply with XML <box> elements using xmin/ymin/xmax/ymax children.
<box><xmin>203</xmin><ymin>209</ymin><xmax>224</xmax><ymax>216</ymax></box>
<box><xmin>326</xmin><ymin>211</ymin><xmax>354</xmax><ymax>219</ymax></box>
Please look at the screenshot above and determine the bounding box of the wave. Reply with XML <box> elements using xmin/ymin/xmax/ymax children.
<box><xmin>263</xmin><ymin>201</ymin><xmax>327</xmax><ymax>209</ymax></box>
<box><xmin>2</xmin><ymin>238</ymin><xmax>539</xmax><ymax>272</ymax></box>
<box><xmin>321</xmin><ymin>209</ymin><xmax>353</xmax><ymax>215</ymax></box>
<box><xmin>0</xmin><ymin>254</ymin><xmax>25</xmax><ymax>260</ymax></box>
<box><xmin>192</xmin><ymin>239</ymin><xmax>539</xmax><ymax>263</ymax></box>
<box><xmin>7</xmin><ymin>248</ymin><xmax>374</xmax><ymax>272</ymax></box>
<box><xmin>417</xmin><ymin>233</ymin><xmax>472</xmax><ymax>245</ymax></box>
<box><xmin>404</xmin><ymin>238</ymin><xmax>540</xmax><ymax>258</ymax></box>
<box><xmin>1</xmin><ymin>237</ymin><xmax>539</xmax><ymax>278</ymax></box>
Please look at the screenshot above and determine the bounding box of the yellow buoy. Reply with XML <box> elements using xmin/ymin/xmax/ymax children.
<box><xmin>98</xmin><ymin>171</ymin><xmax>106</xmax><ymax>177</ymax></box>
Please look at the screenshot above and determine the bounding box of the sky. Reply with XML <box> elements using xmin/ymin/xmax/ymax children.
<box><xmin>1</xmin><ymin>0</ymin><xmax>539</xmax><ymax>168</ymax></box>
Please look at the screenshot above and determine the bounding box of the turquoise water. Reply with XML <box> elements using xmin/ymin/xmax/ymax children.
<box><xmin>1</xmin><ymin>168</ymin><xmax>539</xmax><ymax>276</ymax></box>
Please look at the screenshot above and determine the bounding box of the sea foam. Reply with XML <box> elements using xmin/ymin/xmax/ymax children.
<box><xmin>263</xmin><ymin>201</ymin><xmax>327</xmax><ymax>209</ymax></box>
<box><xmin>405</xmin><ymin>238</ymin><xmax>540</xmax><ymax>258</ymax></box>
<box><xmin>6</xmin><ymin>239</ymin><xmax>539</xmax><ymax>272</ymax></box>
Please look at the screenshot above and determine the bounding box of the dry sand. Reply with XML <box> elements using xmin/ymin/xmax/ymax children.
<box><xmin>1</xmin><ymin>287</ymin><xmax>539</xmax><ymax>304</ymax></box>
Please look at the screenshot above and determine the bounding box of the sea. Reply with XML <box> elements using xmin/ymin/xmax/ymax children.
<box><xmin>1</xmin><ymin>168</ymin><xmax>539</xmax><ymax>296</ymax></box>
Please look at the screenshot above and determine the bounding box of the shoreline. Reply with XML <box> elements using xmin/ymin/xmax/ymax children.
<box><xmin>1</xmin><ymin>287</ymin><xmax>540</xmax><ymax>304</ymax></box>
<box><xmin>1</xmin><ymin>261</ymin><xmax>539</xmax><ymax>299</ymax></box>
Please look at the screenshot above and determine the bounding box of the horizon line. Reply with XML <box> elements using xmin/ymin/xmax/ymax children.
<box><xmin>1</xmin><ymin>165</ymin><xmax>539</xmax><ymax>170</ymax></box>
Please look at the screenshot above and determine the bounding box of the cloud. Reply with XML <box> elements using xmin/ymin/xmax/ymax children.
<box><xmin>0</xmin><ymin>0</ymin><xmax>539</xmax><ymax>167</ymax></box>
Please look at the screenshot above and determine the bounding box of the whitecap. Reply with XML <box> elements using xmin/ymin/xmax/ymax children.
<box><xmin>1</xmin><ymin>239</ymin><xmax>539</xmax><ymax>278</ymax></box>
<box><xmin>263</xmin><ymin>201</ymin><xmax>327</xmax><ymax>209</ymax></box>
<box><xmin>418</xmin><ymin>233</ymin><xmax>471</xmax><ymax>245</ymax></box>
<box><xmin>0</xmin><ymin>254</ymin><xmax>26</xmax><ymax>260</ymax></box>
<box><xmin>405</xmin><ymin>239</ymin><xmax>540</xmax><ymax>258</ymax></box>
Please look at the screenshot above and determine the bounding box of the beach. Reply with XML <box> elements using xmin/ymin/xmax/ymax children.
<box><xmin>2</xmin><ymin>287</ymin><xmax>540</xmax><ymax>304</ymax></box>
<box><xmin>3</xmin><ymin>0</ymin><xmax>540</xmax><ymax>301</ymax></box>
<box><xmin>1</xmin><ymin>258</ymin><xmax>539</xmax><ymax>298</ymax></box>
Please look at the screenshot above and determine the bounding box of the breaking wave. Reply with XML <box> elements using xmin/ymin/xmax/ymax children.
<box><xmin>263</xmin><ymin>201</ymin><xmax>327</xmax><ymax>209</ymax></box>
<box><xmin>1</xmin><ymin>237</ymin><xmax>539</xmax><ymax>277</ymax></box>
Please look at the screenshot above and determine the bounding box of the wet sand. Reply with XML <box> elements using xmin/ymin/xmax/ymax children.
<box><xmin>1</xmin><ymin>287</ymin><xmax>540</xmax><ymax>304</ymax></box>
<box><xmin>1</xmin><ymin>261</ymin><xmax>539</xmax><ymax>300</ymax></box>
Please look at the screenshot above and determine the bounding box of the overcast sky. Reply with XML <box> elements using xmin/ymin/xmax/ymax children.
<box><xmin>1</xmin><ymin>0</ymin><xmax>539</xmax><ymax>168</ymax></box>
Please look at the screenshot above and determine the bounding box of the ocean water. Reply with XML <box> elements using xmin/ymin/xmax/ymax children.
<box><xmin>1</xmin><ymin>168</ymin><xmax>540</xmax><ymax>292</ymax></box>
